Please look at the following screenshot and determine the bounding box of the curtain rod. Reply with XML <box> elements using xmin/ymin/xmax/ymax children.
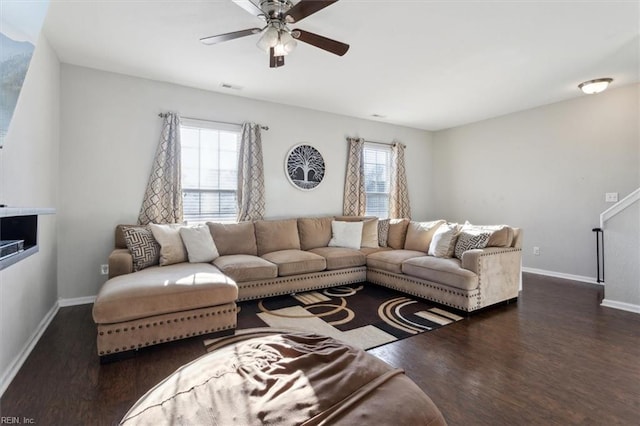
<box><xmin>158</xmin><ymin>113</ymin><xmax>269</xmax><ymax>131</ymax></box>
<box><xmin>364</xmin><ymin>139</ymin><xmax>405</xmax><ymax>148</ymax></box>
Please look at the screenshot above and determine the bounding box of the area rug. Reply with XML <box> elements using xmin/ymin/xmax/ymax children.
<box><xmin>231</xmin><ymin>284</ymin><xmax>464</xmax><ymax>351</ymax></box>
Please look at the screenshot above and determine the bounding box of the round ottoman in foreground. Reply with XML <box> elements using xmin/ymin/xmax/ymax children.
<box><xmin>121</xmin><ymin>330</ymin><xmax>447</xmax><ymax>425</ymax></box>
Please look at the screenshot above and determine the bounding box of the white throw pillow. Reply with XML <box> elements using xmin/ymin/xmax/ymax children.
<box><xmin>361</xmin><ymin>218</ymin><xmax>380</xmax><ymax>248</ymax></box>
<box><xmin>179</xmin><ymin>225</ymin><xmax>219</xmax><ymax>263</ymax></box>
<box><xmin>328</xmin><ymin>221</ymin><xmax>364</xmax><ymax>250</ymax></box>
<box><xmin>149</xmin><ymin>223</ymin><xmax>187</xmax><ymax>266</ymax></box>
<box><xmin>428</xmin><ymin>223</ymin><xmax>459</xmax><ymax>258</ymax></box>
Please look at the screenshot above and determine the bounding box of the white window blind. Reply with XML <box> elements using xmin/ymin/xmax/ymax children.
<box><xmin>363</xmin><ymin>143</ymin><xmax>391</xmax><ymax>219</ymax></box>
<box><xmin>180</xmin><ymin>119</ymin><xmax>240</xmax><ymax>223</ymax></box>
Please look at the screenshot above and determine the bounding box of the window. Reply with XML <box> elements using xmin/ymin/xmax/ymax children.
<box><xmin>180</xmin><ymin>119</ymin><xmax>240</xmax><ymax>223</ymax></box>
<box><xmin>363</xmin><ymin>143</ymin><xmax>391</xmax><ymax>219</ymax></box>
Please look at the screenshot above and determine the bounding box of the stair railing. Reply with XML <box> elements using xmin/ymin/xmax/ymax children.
<box><xmin>595</xmin><ymin>187</ymin><xmax>640</xmax><ymax>284</ymax></box>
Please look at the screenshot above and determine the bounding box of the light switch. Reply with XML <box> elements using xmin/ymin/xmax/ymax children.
<box><xmin>605</xmin><ymin>192</ymin><xmax>618</xmax><ymax>203</ymax></box>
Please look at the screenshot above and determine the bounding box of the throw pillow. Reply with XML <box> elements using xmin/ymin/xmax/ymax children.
<box><xmin>428</xmin><ymin>223</ymin><xmax>459</xmax><ymax>258</ymax></box>
<box><xmin>404</xmin><ymin>220</ymin><xmax>446</xmax><ymax>252</ymax></box>
<box><xmin>122</xmin><ymin>226</ymin><xmax>160</xmax><ymax>271</ymax></box>
<box><xmin>462</xmin><ymin>221</ymin><xmax>514</xmax><ymax>248</ymax></box>
<box><xmin>361</xmin><ymin>218</ymin><xmax>380</xmax><ymax>248</ymax></box>
<box><xmin>454</xmin><ymin>230</ymin><xmax>491</xmax><ymax>259</ymax></box>
<box><xmin>378</xmin><ymin>218</ymin><xmax>390</xmax><ymax>247</ymax></box>
<box><xmin>328</xmin><ymin>221</ymin><xmax>364</xmax><ymax>250</ymax></box>
<box><xmin>149</xmin><ymin>223</ymin><xmax>187</xmax><ymax>266</ymax></box>
<box><xmin>179</xmin><ymin>225</ymin><xmax>219</xmax><ymax>263</ymax></box>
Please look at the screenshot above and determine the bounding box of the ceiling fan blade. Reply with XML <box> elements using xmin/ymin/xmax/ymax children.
<box><xmin>232</xmin><ymin>0</ymin><xmax>264</xmax><ymax>18</ymax></box>
<box><xmin>270</xmin><ymin>47</ymin><xmax>285</xmax><ymax>68</ymax></box>
<box><xmin>292</xmin><ymin>29</ymin><xmax>349</xmax><ymax>56</ymax></box>
<box><xmin>285</xmin><ymin>0</ymin><xmax>339</xmax><ymax>23</ymax></box>
<box><xmin>200</xmin><ymin>28</ymin><xmax>262</xmax><ymax>45</ymax></box>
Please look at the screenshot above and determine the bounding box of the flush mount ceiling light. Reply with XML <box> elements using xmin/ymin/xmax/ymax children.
<box><xmin>578</xmin><ymin>78</ymin><xmax>613</xmax><ymax>94</ymax></box>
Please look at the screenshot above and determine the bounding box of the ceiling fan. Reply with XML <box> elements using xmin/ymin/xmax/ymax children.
<box><xmin>200</xmin><ymin>0</ymin><xmax>349</xmax><ymax>68</ymax></box>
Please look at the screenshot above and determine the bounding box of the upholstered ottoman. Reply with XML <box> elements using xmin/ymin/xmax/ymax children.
<box><xmin>120</xmin><ymin>330</ymin><xmax>447</xmax><ymax>425</ymax></box>
<box><xmin>92</xmin><ymin>263</ymin><xmax>238</xmax><ymax>358</ymax></box>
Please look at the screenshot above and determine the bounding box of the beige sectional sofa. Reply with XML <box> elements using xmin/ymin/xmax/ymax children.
<box><xmin>93</xmin><ymin>216</ymin><xmax>522</xmax><ymax>357</ymax></box>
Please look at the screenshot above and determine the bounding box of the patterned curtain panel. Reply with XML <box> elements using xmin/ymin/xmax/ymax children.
<box><xmin>390</xmin><ymin>142</ymin><xmax>411</xmax><ymax>219</ymax></box>
<box><xmin>343</xmin><ymin>137</ymin><xmax>366</xmax><ymax>216</ymax></box>
<box><xmin>237</xmin><ymin>122</ymin><xmax>266</xmax><ymax>221</ymax></box>
<box><xmin>138</xmin><ymin>112</ymin><xmax>183</xmax><ymax>225</ymax></box>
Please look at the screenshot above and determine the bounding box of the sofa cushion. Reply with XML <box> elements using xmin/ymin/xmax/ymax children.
<box><xmin>254</xmin><ymin>219</ymin><xmax>301</xmax><ymax>256</ymax></box>
<box><xmin>92</xmin><ymin>263</ymin><xmax>237</xmax><ymax>324</ymax></box>
<box><xmin>361</xmin><ymin>218</ymin><xmax>379</xmax><ymax>248</ymax></box>
<box><xmin>298</xmin><ymin>217</ymin><xmax>333</xmax><ymax>250</ymax></box>
<box><xmin>207</xmin><ymin>222</ymin><xmax>258</xmax><ymax>256</ymax></box>
<box><xmin>262</xmin><ymin>250</ymin><xmax>327</xmax><ymax>276</ymax></box>
<box><xmin>387</xmin><ymin>219</ymin><xmax>410</xmax><ymax>249</ymax></box>
<box><xmin>366</xmin><ymin>250</ymin><xmax>426</xmax><ymax>274</ymax></box>
<box><xmin>122</xmin><ymin>226</ymin><xmax>160</xmax><ymax>271</ymax></box>
<box><xmin>150</xmin><ymin>223</ymin><xmax>187</xmax><ymax>266</ymax></box>
<box><xmin>213</xmin><ymin>255</ymin><xmax>278</xmax><ymax>282</ymax></box>
<box><xmin>309</xmin><ymin>247</ymin><xmax>366</xmax><ymax>270</ymax></box>
<box><xmin>179</xmin><ymin>225</ymin><xmax>219</xmax><ymax>263</ymax></box>
<box><xmin>428</xmin><ymin>223</ymin><xmax>460</xmax><ymax>258</ymax></box>
<box><xmin>328</xmin><ymin>221</ymin><xmax>363</xmax><ymax>250</ymax></box>
<box><xmin>360</xmin><ymin>247</ymin><xmax>393</xmax><ymax>256</ymax></box>
<box><xmin>402</xmin><ymin>256</ymin><xmax>479</xmax><ymax>291</ymax></box>
<box><xmin>404</xmin><ymin>220</ymin><xmax>446</xmax><ymax>252</ymax></box>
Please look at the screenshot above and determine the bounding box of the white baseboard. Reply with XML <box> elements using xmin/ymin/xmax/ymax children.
<box><xmin>58</xmin><ymin>295</ymin><xmax>96</xmax><ymax>307</ymax></box>
<box><xmin>522</xmin><ymin>267</ymin><xmax>601</xmax><ymax>285</ymax></box>
<box><xmin>601</xmin><ymin>299</ymin><xmax>640</xmax><ymax>314</ymax></box>
<box><xmin>0</xmin><ymin>301</ymin><xmax>60</xmax><ymax>397</ymax></box>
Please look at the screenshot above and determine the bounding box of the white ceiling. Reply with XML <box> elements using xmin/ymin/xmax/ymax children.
<box><xmin>43</xmin><ymin>0</ymin><xmax>639</xmax><ymax>131</ymax></box>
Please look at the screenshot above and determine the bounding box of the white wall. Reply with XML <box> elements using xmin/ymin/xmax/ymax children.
<box><xmin>0</xmin><ymin>36</ymin><xmax>60</xmax><ymax>393</ymax></box>
<box><xmin>432</xmin><ymin>84</ymin><xmax>639</xmax><ymax>280</ymax></box>
<box><xmin>58</xmin><ymin>64</ymin><xmax>434</xmax><ymax>299</ymax></box>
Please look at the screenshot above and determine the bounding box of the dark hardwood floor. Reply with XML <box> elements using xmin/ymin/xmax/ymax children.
<box><xmin>1</xmin><ymin>273</ymin><xmax>638</xmax><ymax>425</ymax></box>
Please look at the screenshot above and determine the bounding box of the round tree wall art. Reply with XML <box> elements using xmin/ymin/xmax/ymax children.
<box><xmin>285</xmin><ymin>144</ymin><xmax>325</xmax><ymax>190</ymax></box>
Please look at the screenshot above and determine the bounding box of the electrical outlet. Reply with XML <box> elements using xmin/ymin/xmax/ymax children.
<box><xmin>100</xmin><ymin>264</ymin><xmax>109</xmax><ymax>275</ymax></box>
<box><xmin>605</xmin><ymin>192</ymin><xmax>618</xmax><ymax>203</ymax></box>
<box><xmin>533</xmin><ymin>247</ymin><xmax>540</xmax><ymax>256</ymax></box>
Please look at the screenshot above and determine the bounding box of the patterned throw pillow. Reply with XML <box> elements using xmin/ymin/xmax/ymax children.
<box><xmin>378</xmin><ymin>219</ymin><xmax>390</xmax><ymax>247</ymax></box>
<box><xmin>123</xmin><ymin>226</ymin><xmax>160</xmax><ymax>271</ymax></box>
<box><xmin>454</xmin><ymin>231</ymin><xmax>491</xmax><ymax>260</ymax></box>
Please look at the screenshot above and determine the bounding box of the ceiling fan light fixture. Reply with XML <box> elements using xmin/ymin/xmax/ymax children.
<box><xmin>578</xmin><ymin>78</ymin><xmax>613</xmax><ymax>94</ymax></box>
<box><xmin>279</xmin><ymin>31</ymin><xmax>297</xmax><ymax>54</ymax></box>
<box><xmin>257</xmin><ymin>26</ymin><xmax>280</xmax><ymax>52</ymax></box>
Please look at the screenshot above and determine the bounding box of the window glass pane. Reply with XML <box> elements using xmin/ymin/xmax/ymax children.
<box><xmin>219</xmin><ymin>132</ymin><xmax>238</xmax><ymax>151</ymax></box>
<box><xmin>363</xmin><ymin>144</ymin><xmax>391</xmax><ymax>219</ymax></box>
<box><xmin>180</xmin><ymin>122</ymin><xmax>240</xmax><ymax>223</ymax></box>
<box><xmin>219</xmin><ymin>149</ymin><xmax>237</xmax><ymax>170</ymax></box>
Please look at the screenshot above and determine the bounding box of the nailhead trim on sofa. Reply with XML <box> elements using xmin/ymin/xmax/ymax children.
<box><xmin>367</xmin><ymin>268</ymin><xmax>481</xmax><ymax>312</ymax></box>
<box><xmin>96</xmin><ymin>303</ymin><xmax>237</xmax><ymax>355</ymax></box>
